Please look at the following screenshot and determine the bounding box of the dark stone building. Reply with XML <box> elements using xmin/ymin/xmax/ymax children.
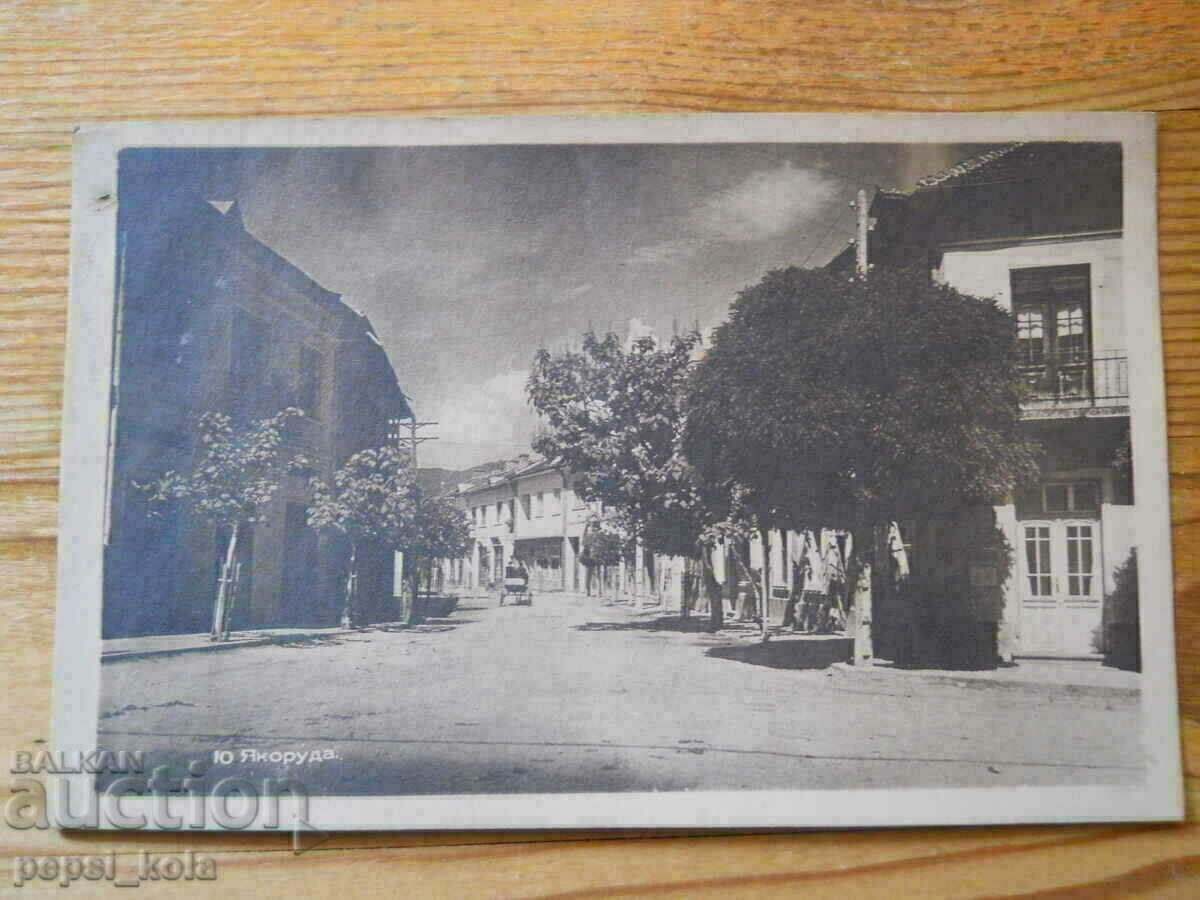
<box><xmin>102</xmin><ymin>175</ymin><xmax>410</xmax><ymax>639</ymax></box>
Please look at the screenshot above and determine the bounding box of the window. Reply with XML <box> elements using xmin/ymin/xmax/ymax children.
<box><xmin>296</xmin><ymin>345</ymin><xmax>322</xmax><ymax>418</ymax></box>
<box><xmin>552</xmin><ymin>489</ymin><xmax>562</xmax><ymax>516</ymax></box>
<box><xmin>521</xmin><ymin>494</ymin><xmax>532</xmax><ymax>520</ymax></box>
<box><xmin>229</xmin><ymin>309</ymin><xmax>270</xmax><ymax>417</ymax></box>
<box><xmin>1023</xmin><ymin>524</ymin><xmax>1052</xmax><ymax>597</ymax></box>
<box><xmin>1056</xmin><ymin>304</ymin><xmax>1087</xmax><ymax>362</ymax></box>
<box><xmin>1010</xmin><ymin>265</ymin><xmax>1092</xmax><ymax>398</ymax></box>
<box><xmin>1044</xmin><ymin>484</ymin><xmax>1070</xmax><ymax>513</ymax></box>
<box><xmin>1016</xmin><ymin>308</ymin><xmax>1045</xmax><ymax>366</ymax></box>
<box><xmin>534</xmin><ymin>492</ymin><xmax>544</xmax><ymax>518</ymax></box>
<box><xmin>1065</xmin><ymin>523</ymin><xmax>1095</xmax><ymax>597</ymax></box>
<box><xmin>1017</xmin><ymin>480</ymin><xmax>1102</xmax><ymax>517</ymax></box>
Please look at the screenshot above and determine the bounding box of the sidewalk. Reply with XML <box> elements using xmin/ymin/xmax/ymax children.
<box><xmin>828</xmin><ymin>657</ymin><xmax>1141</xmax><ymax>696</ymax></box>
<box><xmin>102</xmin><ymin>625</ymin><xmax>357</xmax><ymax>662</ymax></box>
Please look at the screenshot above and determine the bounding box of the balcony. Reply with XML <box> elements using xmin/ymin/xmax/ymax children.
<box><xmin>1020</xmin><ymin>353</ymin><xmax>1129</xmax><ymax>419</ymax></box>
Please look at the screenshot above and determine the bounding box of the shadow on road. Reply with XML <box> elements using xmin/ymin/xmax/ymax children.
<box><xmin>573</xmin><ymin>616</ymin><xmax>718</xmax><ymax>634</ymax></box>
<box><xmin>273</xmin><ymin>618</ymin><xmax>480</xmax><ymax>648</ymax></box>
<box><xmin>706</xmin><ymin>636</ymin><xmax>854</xmax><ymax>670</ymax></box>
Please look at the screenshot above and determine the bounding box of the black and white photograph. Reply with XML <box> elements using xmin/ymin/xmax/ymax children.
<box><xmin>54</xmin><ymin>114</ymin><xmax>1181</xmax><ymax>830</ymax></box>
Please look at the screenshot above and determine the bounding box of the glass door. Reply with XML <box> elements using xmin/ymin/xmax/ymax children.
<box><xmin>1019</xmin><ymin>519</ymin><xmax>1102</xmax><ymax>655</ymax></box>
<box><xmin>1012</xmin><ymin>264</ymin><xmax>1092</xmax><ymax>401</ymax></box>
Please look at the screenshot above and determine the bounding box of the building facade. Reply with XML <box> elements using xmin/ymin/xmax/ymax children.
<box><xmin>103</xmin><ymin>193</ymin><xmax>411</xmax><ymax>638</ymax></box>
<box><xmin>456</xmin><ymin>455</ymin><xmax>589</xmax><ymax>593</ymax></box>
<box><xmin>838</xmin><ymin>142</ymin><xmax>1133</xmax><ymax>663</ymax></box>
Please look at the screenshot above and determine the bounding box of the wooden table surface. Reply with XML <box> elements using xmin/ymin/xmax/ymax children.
<box><xmin>2</xmin><ymin>1</ymin><xmax>1199</xmax><ymax>896</ymax></box>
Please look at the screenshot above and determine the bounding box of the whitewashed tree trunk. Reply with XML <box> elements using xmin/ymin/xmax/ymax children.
<box><xmin>210</xmin><ymin>520</ymin><xmax>240</xmax><ymax>643</ymax></box>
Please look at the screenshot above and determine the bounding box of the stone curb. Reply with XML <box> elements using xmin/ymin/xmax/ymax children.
<box><xmin>100</xmin><ymin>626</ymin><xmax>392</xmax><ymax>663</ymax></box>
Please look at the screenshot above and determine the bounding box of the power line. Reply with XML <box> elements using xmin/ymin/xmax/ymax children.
<box><xmin>800</xmin><ymin>204</ymin><xmax>855</xmax><ymax>268</ymax></box>
<box><xmin>389</xmin><ymin>417</ymin><xmax>439</xmax><ymax>467</ymax></box>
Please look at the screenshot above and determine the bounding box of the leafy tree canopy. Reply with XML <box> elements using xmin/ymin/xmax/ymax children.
<box><xmin>528</xmin><ymin>331</ymin><xmax>708</xmax><ymax>559</ymax></box>
<box><xmin>683</xmin><ymin>266</ymin><xmax>1040</xmax><ymax>530</ymax></box>
<box><xmin>308</xmin><ymin>444</ymin><xmax>470</xmax><ymax>559</ymax></box>
<box><xmin>139</xmin><ymin>407</ymin><xmax>308</xmax><ymax>525</ymax></box>
<box><xmin>308</xmin><ymin>444</ymin><xmax>417</xmax><ymax>540</ymax></box>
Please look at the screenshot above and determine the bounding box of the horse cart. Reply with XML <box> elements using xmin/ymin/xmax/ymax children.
<box><xmin>499</xmin><ymin>571</ymin><xmax>533</xmax><ymax>606</ymax></box>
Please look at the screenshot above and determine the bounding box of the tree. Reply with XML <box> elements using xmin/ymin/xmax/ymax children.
<box><xmin>307</xmin><ymin>445</ymin><xmax>414</xmax><ymax>628</ymax></box>
<box><xmin>308</xmin><ymin>445</ymin><xmax>470</xmax><ymax>627</ymax></box>
<box><xmin>393</xmin><ymin>487</ymin><xmax>471</xmax><ymax>622</ymax></box>
<box><xmin>578</xmin><ymin>512</ymin><xmax>627</xmax><ymax>597</ymax></box>
<box><xmin>528</xmin><ymin>330</ymin><xmax>728</xmax><ymax>628</ymax></box>
<box><xmin>1103</xmin><ymin>547</ymin><xmax>1139</xmax><ymax>670</ymax></box>
<box><xmin>138</xmin><ymin>408</ymin><xmax>307</xmax><ymax>641</ymax></box>
<box><xmin>684</xmin><ymin>266</ymin><xmax>1040</xmax><ymax>658</ymax></box>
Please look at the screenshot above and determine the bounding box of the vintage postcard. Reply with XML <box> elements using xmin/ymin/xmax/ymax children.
<box><xmin>51</xmin><ymin>113</ymin><xmax>1181</xmax><ymax>831</ymax></box>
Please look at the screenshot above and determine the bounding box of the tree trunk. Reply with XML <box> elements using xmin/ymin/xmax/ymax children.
<box><xmin>341</xmin><ymin>541</ymin><xmax>359</xmax><ymax>629</ymax></box>
<box><xmin>680</xmin><ymin>557</ymin><xmax>693</xmax><ymax>620</ymax></box>
<box><xmin>220</xmin><ymin>561</ymin><xmax>241</xmax><ymax>642</ymax></box>
<box><xmin>407</xmin><ymin>556</ymin><xmax>422</xmax><ymax>625</ymax></box>
<box><xmin>730</xmin><ymin>546</ymin><xmax>763</xmax><ymax>633</ymax></box>
<box><xmin>849</xmin><ymin>526</ymin><xmax>877</xmax><ymax>667</ymax></box>
<box><xmin>210</xmin><ymin>520</ymin><xmax>240</xmax><ymax>643</ymax></box>
<box><xmin>701</xmin><ymin>552</ymin><xmax>724</xmax><ymax>632</ymax></box>
<box><xmin>759</xmin><ymin>526</ymin><xmax>772</xmax><ymax>637</ymax></box>
<box><xmin>635</xmin><ymin>543</ymin><xmax>645</xmax><ymax>610</ymax></box>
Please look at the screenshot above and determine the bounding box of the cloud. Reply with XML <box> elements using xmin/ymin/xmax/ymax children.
<box><xmin>557</xmin><ymin>282</ymin><xmax>595</xmax><ymax>303</ymax></box>
<box><xmin>434</xmin><ymin>369</ymin><xmax>538</xmax><ymax>468</ymax></box>
<box><xmin>692</xmin><ymin>163</ymin><xmax>838</xmax><ymax>242</ymax></box>
<box><xmin>625</xmin><ymin>317</ymin><xmax>659</xmax><ymax>349</ymax></box>
<box><xmin>629</xmin><ymin>164</ymin><xmax>840</xmax><ymax>266</ymax></box>
<box><xmin>629</xmin><ymin>238</ymin><xmax>696</xmax><ymax>266</ymax></box>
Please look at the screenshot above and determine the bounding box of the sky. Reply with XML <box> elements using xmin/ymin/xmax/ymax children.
<box><xmin>122</xmin><ymin>141</ymin><xmax>985</xmax><ymax>470</ymax></box>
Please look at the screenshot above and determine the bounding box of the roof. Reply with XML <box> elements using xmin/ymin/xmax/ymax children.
<box><xmin>916</xmin><ymin>141</ymin><xmax>1121</xmax><ymax>193</ymax></box>
<box><xmin>203</xmin><ymin>199</ymin><xmax>349</xmax><ymax>318</ymax></box>
<box><xmin>859</xmin><ymin>141</ymin><xmax>1123</xmax><ymax>259</ymax></box>
<box><xmin>203</xmin><ymin>198</ymin><xmax>412</xmax><ymax>420</ymax></box>
<box><xmin>456</xmin><ymin>452</ymin><xmax>563</xmax><ymax>496</ymax></box>
<box><xmin>913</xmin><ymin>143</ymin><xmax>1026</xmax><ymax>190</ymax></box>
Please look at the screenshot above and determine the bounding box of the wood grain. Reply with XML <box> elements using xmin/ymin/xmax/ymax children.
<box><xmin>1</xmin><ymin>1</ymin><xmax>1199</xmax><ymax>895</ymax></box>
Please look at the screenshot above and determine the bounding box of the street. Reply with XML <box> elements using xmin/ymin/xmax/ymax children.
<box><xmin>98</xmin><ymin>591</ymin><xmax>1143</xmax><ymax>795</ymax></box>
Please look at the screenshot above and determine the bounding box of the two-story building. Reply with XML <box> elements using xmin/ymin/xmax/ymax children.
<box><xmin>103</xmin><ymin>189</ymin><xmax>411</xmax><ymax>638</ymax></box>
<box><xmin>456</xmin><ymin>454</ymin><xmax>592</xmax><ymax>593</ymax></box>
<box><xmin>829</xmin><ymin>142</ymin><xmax>1133</xmax><ymax>664</ymax></box>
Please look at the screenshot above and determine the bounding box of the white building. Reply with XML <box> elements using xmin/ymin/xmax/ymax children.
<box><xmin>845</xmin><ymin>142</ymin><xmax>1133</xmax><ymax>663</ymax></box>
<box><xmin>456</xmin><ymin>455</ymin><xmax>588</xmax><ymax>593</ymax></box>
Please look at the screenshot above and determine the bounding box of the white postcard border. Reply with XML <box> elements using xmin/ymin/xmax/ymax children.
<box><xmin>55</xmin><ymin>112</ymin><xmax>1181</xmax><ymax>830</ymax></box>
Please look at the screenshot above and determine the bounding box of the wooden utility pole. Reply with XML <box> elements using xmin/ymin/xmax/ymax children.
<box><xmin>393</xmin><ymin>417</ymin><xmax>438</xmax><ymax>467</ymax></box>
<box><xmin>390</xmin><ymin>416</ymin><xmax>438</xmax><ymax>623</ymax></box>
<box><xmin>850</xmin><ymin>187</ymin><xmax>874</xmax><ymax>665</ymax></box>
<box><xmin>855</xmin><ymin>187</ymin><xmax>869</xmax><ymax>276</ymax></box>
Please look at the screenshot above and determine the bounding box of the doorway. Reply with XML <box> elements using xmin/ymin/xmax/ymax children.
<box><xmin>1018</xmin><ymin>518</ymin><xmax>1103</xmax><ymax>656</ymax></box>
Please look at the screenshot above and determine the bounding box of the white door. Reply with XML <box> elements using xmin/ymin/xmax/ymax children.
<box><xmin>1018</xmin><ymin>519</ymin><xmax>1103</xmax><ymax>656</ymax></box>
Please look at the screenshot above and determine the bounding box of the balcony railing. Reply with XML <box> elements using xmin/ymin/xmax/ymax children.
<box><xmin>1020</xmin><ymin>352</ymin><xmax>1128</xmax><ymax>415</ymax></box>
